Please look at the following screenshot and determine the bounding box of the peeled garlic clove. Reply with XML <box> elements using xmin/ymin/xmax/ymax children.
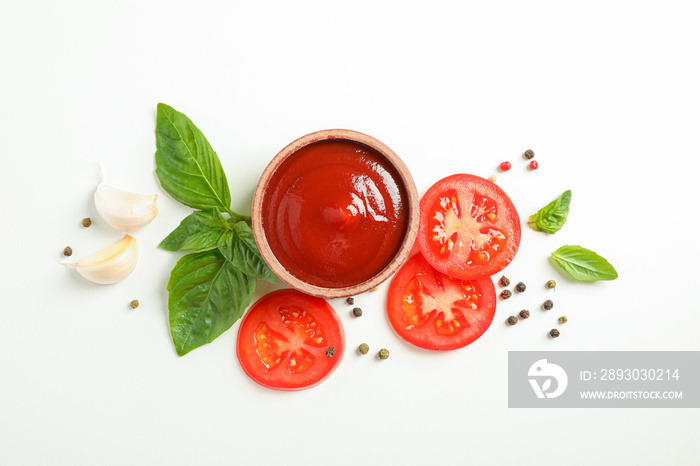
<box><xmin>94</xmin><ymin>182</ymin><xmax>158</xmax><ymax>232</ymax></box>
<box><xmin>67</xmin><ymin>235</ymin><xmax>139</xmax><ymax>284</ymax></box>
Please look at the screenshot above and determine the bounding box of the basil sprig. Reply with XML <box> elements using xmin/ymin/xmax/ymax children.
<box><xmin>529</xmin><ymin>190</ymin><xmax>571</xmax><ymax>234</ymax></box>
<box><xmin>551</xmin><ymin>245</ymin><xmax>618</xmax><ymax>281</ymax></box>
<box><xmin>155</xmin><ymin>103</ymin><xmax>276</xmax><ymax>356</ymax></box>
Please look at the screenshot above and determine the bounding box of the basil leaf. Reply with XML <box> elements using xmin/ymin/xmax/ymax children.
<box><xmin>217</xmin><ymin>221</ymin><xmax>277</xmax><ymax>283</ymax></box>
<box><xmin>551</xmin><ymin>245</ymin><xmax>618</xmax><ymax>281</ymax></box>
<box><xmin>212</xmin><ymin>207</ymin><xmax>232</xmax><ymax>230</ymax></box>
<box><xmin>167</xmin><ymin>250</ymin><xmax>256</xmax><ymax>356</ymax></box>
<box><xmin>159</xmin><ymin>210</ymin><xmax>227</xmax><ymax>252</ymax></box>
<box><xmin>155</xmin><ymin>103</ymin><xmax>232</xmax><ymax>212</ymax></box>
<box><xmin>529</xmin><ymin>190</ymin><xmax>572</xmax><ymax>234</ymax></box>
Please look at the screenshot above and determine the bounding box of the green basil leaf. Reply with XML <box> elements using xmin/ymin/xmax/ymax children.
<box><xmin>167</xmin><ymin>250</ymin><xmax>256</xmax><ymax>356</ymax></box>
<box><xmin>212</xmin><ymin>207</ymin><xmax>232</xmax><ymax>230</ymax></box>
<box><xmin>551</xmin><ymin>245</ymin><xmax>618</xmax><ymax>281</ymax></box>
<box><xmin>529</xmin><ymin>190</ymin><xmax>572</xmax><ymax>234</ymax></box>
<box><xmin>217</xmin><ymin>221</ymin><xmax>277</xmax><ymax>283</ymax></box>
<box><xmin>155</xmin><ymin>103</ymin><xmax>232</xmax><ymax>212</ymax></box>
<box><xmin>159</xmin><ymin>211</ymin><xmax>227</xmax><ymax>252</ymax></box>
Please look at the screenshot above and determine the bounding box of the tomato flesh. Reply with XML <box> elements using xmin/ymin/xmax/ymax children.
<box><xmin>387</xmin><ymin>254</ymin><xmax>496</xmax><ymax>350</ymax></box>
<box><xmin>237</xmin><ymin>289</ymin><xmax>344</xmax><ymax>390</ymax></box>
<box><xmin>418</xmin><ymin>174</ymin><xmax>520</xmax><ymax>280</ymax></box>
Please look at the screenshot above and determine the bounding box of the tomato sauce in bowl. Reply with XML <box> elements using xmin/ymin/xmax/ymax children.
<box><xmin>252</xmin><ymin>130</ymin><xmax>418</xmax><ymax>298</ymax></box>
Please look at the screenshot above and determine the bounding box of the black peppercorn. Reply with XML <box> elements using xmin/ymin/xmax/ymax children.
<box><xmin>326</xmin><ymin>347</ymin><xmax>336</xmax><ymax>358</ymax></box>
<box><xmin>499</xmin><ymin>276</ymin><xmax>510</xmax><ymax>287</ymax></box>
<box><xmin>519</xmin><ymin>310</ymin><xmax>530</xmax><ymax>319</ymax></box>
<box><xmin>500</xmin><ymin>290</ymin><xmax>512</xmax><ymax>299</ymax></box>
<box><xmin>63</xmin><ymin>246</ymin><xmax>73</xmax><ymax>256</ymax></box>
<box><xmin>507</xmin><ymin>316</ymin><xmax>518</xmax><ymax>326</ymax></box>
<box><xmin>352</xmin><ymin>307</ymin><xmax>363</xmax><ymax>317</ymax></box>
<box><xmin>515</xmin><ymin>282</ymin><xmax>526</xmax><ymax>293</ymax></box>
<box><xmin>346</xmin><ymin>297</ymin><xmax>355</xmax><ymax>305</ymax></box>
<box><xmin>543</xmin><ymin>299</ymin><xmax>554</xmax><ymax>310</ymax></box>
<box><xmin>550</xmin><ymin>329</ymin><xmax>560</xmax><ymax>338</ymax></box>
<box><xmin>524</xmin><ymin>149</ymin><xmax>535</xmax><ymax>160</ymax></box>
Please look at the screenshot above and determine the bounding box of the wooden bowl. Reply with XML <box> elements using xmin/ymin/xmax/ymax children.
<box><xmin>252</xmin><ymin>129</ymin><xmax>419</xmax><ymax>298</ymax></box>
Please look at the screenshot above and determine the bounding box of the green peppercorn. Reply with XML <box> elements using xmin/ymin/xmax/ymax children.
<box><xmin>500</xmin><ymin>290</ymin><xmax>512</xmax><ymax>299</ymax></box>
<box><xmin>515</xmin><ymin>282</ymin><xmax>526</xmax><ymax>293</ymax></box>
<box><xmin>559</xmin><ymin>316</ymin><xmax>567</xmax><ymax>324</ymax></box>
<box><xmin>326</xmin><ymin>346</ymin><xmax>336</xmax><ymax>358</ymax></box>
<box><xmin>378</xmin><ymin>348</ymin><xmax>390</xmax><ymax>360</ymax></box>
<box><xmin>499</xmin><ymin>276</ymin><xmax>510</xmax><ymax>287</ymax></box>
<box><xmin>507</xmin><ymin>316</ymin><xmax>518</xmax><ymax>326</ymax></box>
<box><xmin>524</xmin><ymin>149</ymin><xmax>535</xmax><ymax>160</ymax></box>
<box><xmin>346</xmin><ymin>297</ymin><xmax>354</xmax><ymax>305</ymax></box>
<box><xmin>543</xmin><ymin>299</ymin><xmax>554</xmax><ymax>310</ymax></box>
<box><xmin>519</xmin><ymin>310</ymin><xmax>530</xmax><ymax>319</ymax></box>
<box><xmin>546</xmin><ymin>280</ymin><xmax>556</xmax><ymax>289</ymax></box>
<box><xmin>550</xmin><ymin>329</ymin><xmax>560</xmax><ymax>338</ymax></box>
<box><xmin>63</xmin><ymin>246</ymin><xmax>73</xmax><ymax>256</ymax></box>
<box><xmin>352</xmin><ymin>307</ymin><xmax>363</xmax><ymax>317</ymax></box>
<box><xmin>81</xmin><ymin>217</ymin><xmax>92</xmax><ymax>228</ymax></box>
<box><xmin>129</xmin><ymin>300</ymin><xmax>139</xmax><ymax>309</ymax></box>
<box><xmin>358</xmin><ymin>343</ymin><xmax>369</xmax><ymax>355</ymax></box>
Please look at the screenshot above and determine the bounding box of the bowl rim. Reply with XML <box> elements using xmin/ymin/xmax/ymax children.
<box><xmin>251</xmin><ymin>129</ymin><xmax>419</xmax><ymax>298</ymax></box>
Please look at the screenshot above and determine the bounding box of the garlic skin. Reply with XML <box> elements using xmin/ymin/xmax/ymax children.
<box><xmin>68</xmin><ymin>235</ymin><xmax>139</xmax><ymax>284</ymax></box>
<box><xmin>94</xmin><ymin>182</ymin><xmax>158</xmax><ymax>232</ymax></box>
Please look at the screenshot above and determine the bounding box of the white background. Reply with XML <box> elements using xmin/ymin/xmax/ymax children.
<box><xmin>1</xmin><ymin>1</ymin><xmax>699</xmax><ymax>465</ymax></box>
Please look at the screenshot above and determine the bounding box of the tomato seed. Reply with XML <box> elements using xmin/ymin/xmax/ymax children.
<box><xmin>550</xmin><ymin>329</ymin><xmax>560</xmax><ymax>338</ymax></box>
<box><xmin>543</xmin><ymin>300</ymin><xmax>554</xmax><ymax>310</ymax></box>
<box><xmin>559</xmin><ymin>316</ymin><xmax>568</xmax><ymax>324</ymax></box>
<box><xmin>507</xmin><ymin>316</ymin><xmax>518</xmax><ymax>325</ymax></box>
<box><xmin>499</xmin><ymin>161</ymin><xmax>512</xmax><ymax>172</ymax></box>
<box><xmin>500</xmin><ymin>290</ymin><xmax>512</xmax><ymax>299</ymax></box>
<box><xmin>515</xmin><ymin>282</ymin><xmax>526</xmax><ymax>292</ymax></box>
<box><xmin>499</xmin><ymin>276</ymin><xmax>510</xmax><ymax>287</ymax></box>
<box><xmin>519</xmin><ymin>310</ymin><xmax>530</xmax><ymax>319</ymax></box>
<box><xmin>63</xmin><ymin>246</ymin><xmax>73</xmax><ymax>256</ymax></box>
<box><xmin>529</xmin><ymin>160</ymin><xmax>539</xmax><ymax>170</ymax></box>
<box><xmin>523</xmin><ymin>149</ymin><xmax>535</xmax><ymax>160</ymax></box>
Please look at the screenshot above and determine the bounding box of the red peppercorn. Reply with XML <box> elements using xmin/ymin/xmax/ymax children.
<box><xmin>529</xmin><ymin>160</ymin><xmax>539</xmax><ymax>170</ymax></box>
<box><xmin>499</xmin><ymin>161</ymin><xmax>511</xmax><ymax>172</ymax></box>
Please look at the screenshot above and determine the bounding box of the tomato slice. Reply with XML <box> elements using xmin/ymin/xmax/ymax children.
<box><xmin>237</xmin><ymin>289</ymin><xmax>345</xmax><ymax>390</ymax></box>
<box><xmin>417</xmin><ymin>174</ymin><xmax>520</xmax><ymax>279</ymax></box>
<box><xmin>387</xmin><ymin>254</ymin><xmax>496</xmax><ymax>350</ymax></box>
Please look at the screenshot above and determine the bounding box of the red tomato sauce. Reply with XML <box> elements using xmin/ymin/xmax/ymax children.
<box><xmin>262</xmin><ymin>139</ymin><xmax>409</xmax><ymax>288</ymax></box>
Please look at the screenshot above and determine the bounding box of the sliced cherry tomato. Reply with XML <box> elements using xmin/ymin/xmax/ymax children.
<box><xmin>237</xmin><ymin>289</ymin><xmax>345</xmax><ymax>390</ymax></box>
<box><xmin>387</xmin><ymin>254</ymin><xmax>496</xmax><ymax>350</ymax></box>
<box><xmin>417</xmin><ymin>174</ymin><xmax>520</xmax><ymax>280</ymax></box>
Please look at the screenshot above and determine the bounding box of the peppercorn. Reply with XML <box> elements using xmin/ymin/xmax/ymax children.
<box><xmin>370</xmin><ymin>286</ymin><xmax>379</xmax><ymax>292</ymax></box>
<box><xmin>499</xmin><ymin>161</ymin><xmax>512</xmax><ymax>172</ymax></box>
<box><xmin>378</xmin><ymin>348</ymin><xmax>390</xmax><ymax>360</ymax></box>
<box><xmin>519</xmin><ymin>310</ymin><xmax>530</xmax><ymax>319</ymax></box>
<box><xmin>129</xmin><ymin>300</ymin><xmax>139</xmax><ymax>309</ymax></box>
<box><xmin>500</xmin><ymin>290</ymin><xmax>512</xmax><ymax>299</ymax></box>
<box><xmin>63</xmin><ymin>246</ymin><xmax>73</xmax><ymax>256</ymax></box>
<box><xmin>358</xmin><ymin>343</ymin><xmax>369</xmax><ymax>355</ymax></box>
<box><xmin>488</xmin><ymin>175</ymin><xmax>497</xmax><ymax>182</ymax></box>
<box><xmin>507</xmin><ymin>316</ymin><xmax>518</xmax><ymax>326</ymax></box>
<box><xmin>326</xmin><ymin>347</ymin><xmax>336</xmax><ymax>358</ymax></box>
<box><xmin>499</xmin><ymin>276</ymin><xmax>510</xmax><ymax>287</ymax></box>
<box><xmin>352</xmin><ymin>307</ymin><xmax>363</xmax><ymax>317</ymax></box>
<box><xmin>529</xmin><ymin>160</ymin><xmax>539</xmax><ymax>170</ymax></box>
<box><xmin>515</xmin><ymin>282</ymin><xmax>526</xmax><ymax>292</ymax></box>
<box><xmin>81</xmin><ymin>217</ymin><xmax>92</xmax><ymax>228</ymax></box>
<box><xmin>523</xmin><ymin>149</ymin><xmax>535</xmax><ymax>160</ymax></box>
<box><xmin>559</xmin><ymin>316</ymin><xmax>567</xmax><ymax>324</ymax></box>
<box><xmin>346</xmin><ymin>297</ymin><xmax>355</xmax><ymax>305</ymax></box>
<box><xmin>546</xmin><ymin>280</ymin><xmax>556</xmax><ymax>289</ymax></box>
<box><xmin>550</xmin><ymin>329</ymin><xmax>560</xmax><ymax>338</ymax></box>
<box><xmin>543</xmin><ymin>299</ymin><xmax>554</xmax><ymax>310</ymax></box>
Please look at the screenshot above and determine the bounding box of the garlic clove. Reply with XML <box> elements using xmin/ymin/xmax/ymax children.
<box><xmin>94</xmin><ymin>182</ymin><xmax>158</xmax><ymax>232</ymax></box>
<box><xmin>67</xmin><ymin>234</ymin><xmax>139</xmax><ymax>284</ymax></box>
